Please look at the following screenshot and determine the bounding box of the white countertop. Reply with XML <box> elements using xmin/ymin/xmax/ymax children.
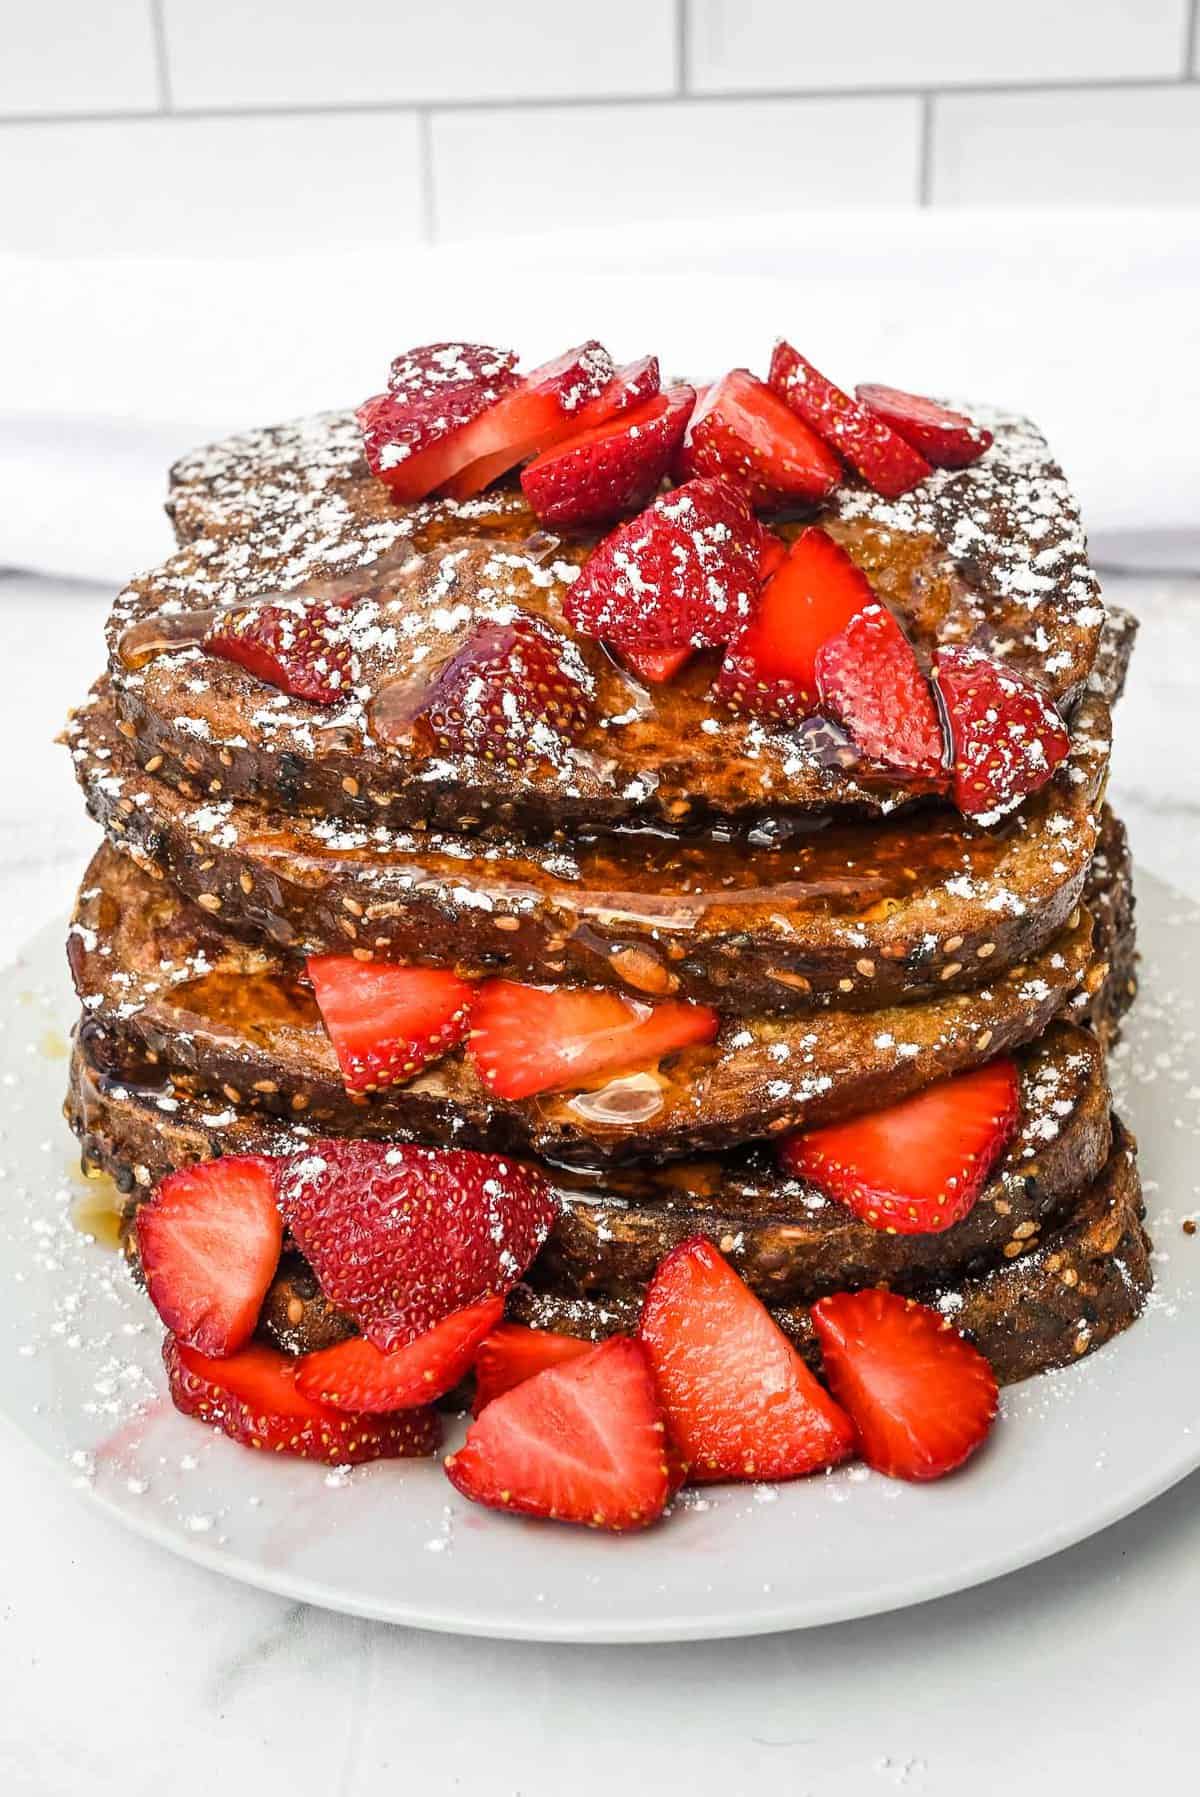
<box><xmin>2</xmin><ymin>567</ymin><xmax>1198</xmax><ymax>1795</ymax></box>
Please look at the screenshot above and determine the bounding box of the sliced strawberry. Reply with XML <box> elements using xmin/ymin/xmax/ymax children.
<box><xmin>681</xmin><ymin>368</ymin><xmax>842</xmax><ymax>507</ymax></box>
<box><xmin>564</xmin><ymin>477</ymin><xmax>763</xmax><ymax>651</ymax></box>
<box><xmin>137</xmin><ymin>1156</ymin><xmax>281</xmax><ymax>1357</ymax></box>
<box><xmin>572</xmin><ymin>354</ymin><xmax>661</xmax><ymax>429</ymax></box>
<box><xmin>296</xmin><ymin>1296</ymin><xmax>503</xmax><ymax>1412</ymax></box>
<box><xmin>520</xmin><ymin>385</ymin><xmax>695</xmax><ymax>528</ymax></box>
<box><xmin>439</xmin><ymin>342</ymin><xmax>618</xmax><ymax>499</ymax></box>
<box><xmin>445</xmin><ymin>1335</ymin><xmax>671</xmax><ymax>1531</ymax></box>
<box><xmin>205</xmin><ymin>597</ymin><xmax>358</xmax><ymax>706</ymax></box>
<box><xmin>278</xmin><ymin>1142</ymin><xmax>556</xmax><ymax>1351</ymax></box>
<box><xmin>934</xmin><ymin>647</ymin><xmax>1071</xmax><ymax>822</ymax></box>
<box><xmin>469</xmin><ymin>980</ymin><xmax>719</xmax><ymax>1101</ymax></box>
<box><xmin>639</xmin><ymin>1237</ymin><xmax>856</xmax><ymax>1483</ymax></box>
<box><xmin>618</xmin><ymin>643</ymin><xmax>695</xmax><ymax>685</ymax></box>
<box><xmin>358</xmin><ymin>342</ymin><xmax>519</xmax><ymax>500</ymax></box>
<box><xmin>769</xmin><ymin>342</ymin><xmax>932</xmax><ymax>498</ymax></box>
<box><xmin>163</xmin><ymin>1336</ymin><xmax>440</xmax><ymax>1464</ymax></box>
<box><xmin>471</xmin><ymin>1321</ymin><xmax>593</xmax><ymax>1416</ymax></box>
<box><xmin>716</xmin><ymin>525</ymin><xmax>873</xmax><ymax>719</ymax></box>
<box><xmin>415</xmin><ymin>617</ymin><xmax>591</xmax><ymax>772</ymax></box>
<box><xmin>856</xmin><ymin>383</ymin><xmax>993</xmax><ymax>469</ymax></box>
<box><xmin>780</xmin><ymin>1058</ymin><xmax>1021</xmax><ymax>1235</ymax></box>
<box><xmin>759</xmin><ymin>531</ymin><xmax>788</xmax><ymax>582</ymax></box>
<box><xmin>815</xmin><ymin>603</ymin><xmax>946</xmax><ymax>781</ymax></box>
<box><xmin>811</xmin><ymin>1289</ymin><xmax>998</xmax><ymax>1481</ymax></box>
<box><xmin>306</xmin><ymin>955</ymin><xmax>473</xmax><ymax>1094</ymax></box>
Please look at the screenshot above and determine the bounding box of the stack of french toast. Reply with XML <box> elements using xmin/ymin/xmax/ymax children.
<box><xmin>60</xmin><ymin>339</ymin><xmax>1150</xmax><ymax>1527</ymax></box>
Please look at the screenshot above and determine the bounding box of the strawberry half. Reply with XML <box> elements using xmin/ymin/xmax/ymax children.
<box><xmin>439</xmin><ymin>342</ymin><xmax>618</xmax><ymax>499</ymax></box>
<box><xmin>811</xmin><ymin>1290</ymin><xmax>999</xmax><ymax>1481</ymax></box>
<box><xmin>137</xmin><ymin>1156</ymin><xmax>282</xmax><ymax>1357</ymax></box>
<box><xmin>564</xmin><ymin>477</ymin><xmax>764</xmax><ymax>651</ymax></box>
<box><xmin>769</xmin><ymin>341</ymin><xmax>932</xmax><ymax>498</ymax></box>
<box><xmin>296</xmin><ymin>1296</ymin><xmax>504</xmax><ymax>1412</ymax></box>
<box><xmin>855</xmin><ymin>383</ymin><xmax>993</xmax><ymax>469</ymax></box>
<box><xmin>445</xmin><ymin>1335</ymin><xmax>671</xmax><ymax>1531</ymax></box>
<box><xmin>358</xmin><ymin>342</ymin><xmax>520</xmax><ymax>500</ymax></box>
<box><xmin>278</xmin><ymin>1142</ymin><xmax>556</xmax><ymax>1351</ymax></box>
<box><xmin>716</xmin><ymin>525</ymin><xmax>873</xmax><ymax>720</ymax></box>
<box><xmin>520</xmin><ymin>385</ymin><xmax>695</xmax><ymax>528</ymax></box>
<box><xmin>471</xmin><ymin>1321</ymin><xmax>593</xmax><ymax>1416</ymax></box>
<box><xmin>415</xmin><ymin>618</ymin><xmax>591</xmax><ymax>772</ymax></box>
<box><xmin>163</xmin><ymin>1336</ymin><xmax>441</xmax><ymax>1464</ymax></box>
<box><xmin>306</xmin><ymin>955</ymin><xmax>473</xmax><ymax>1093</ymax></box>
<box><xmin>205</xmin><ymin>597</ymin><xmax>358</xmax><ymax>706</ymax></box>
<box><xmin>468</xmin><ymin>980</ymin><xmax>719</xmax><ymax>1101</ymax></box>
<box><xmin>680</xmin><ymin>368</ymin><xmax>842</xmax><ymax>507</ymax></box>
<box><xmin>639</xmin><ymin>1237</ymin><xmax>856</xmax><ymax>1483</ymax></box>
<box><xmin>815</xmin><ymin>603</ymin><xmax>946</xmax><ymax>781</ymax></box>
<box><xmin>780</xmin><ymin>1058</ymin><xmax>1021</xmax><ymax>1235</ymax></box>
<box><xmin>934</xmin><ymin>647</ymin><xmax>1071</xmax><ymax>822</ymax></box>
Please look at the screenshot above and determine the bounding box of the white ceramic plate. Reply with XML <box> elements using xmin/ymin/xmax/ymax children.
<box><xmin>1</xmin><ymin>874</ymin><xmax>1198</xmax><ymax>1644</ymax></box>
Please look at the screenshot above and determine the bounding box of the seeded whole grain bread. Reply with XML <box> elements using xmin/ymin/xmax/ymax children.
<box><xmin>69</xmin><ymin>680</ymin><xmax>1112</xmax><ymax>1015</ymax></box>
<box><xmin>101</xmin><ymin>407</ymin><xmax>1107</xmax><ymax>835</ymax></box>
<box><xmin>69</xmin><ymin>836</ymin><xmax>1107</xmax><ymax>1164</ymax></box>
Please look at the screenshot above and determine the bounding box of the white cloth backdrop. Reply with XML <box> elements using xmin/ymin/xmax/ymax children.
<box><xmin>1</xmin><ymin>208</ymin><xmax>1197</xmax><ymax>584</ymax></box>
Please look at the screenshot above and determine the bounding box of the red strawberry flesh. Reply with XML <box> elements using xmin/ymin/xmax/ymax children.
<box><xmin>445</xmin><ymin>1335</ymin><xmax>671</xmax><ymax>1531</ymax></box>
<box><xmin>306</xmin><ymin>955</ymin><xmax>473</xmax><ymax>1093</ymax></box>
<box><xmin>572</xmin><ymin>354</ymin><xmax>661</xmax><ymax>430</ymax></box>
<box><xmin>296</xmin><ymin>1296</ymin><xmax>504</xmax><ymax>1411</ymax></box>
<box><xmin>716</xmin><ymin>525</ymin><xmax>873</xmax><ymax>719</ymax></box>
<box><xmin>855</xmin><ymin>383</ymin><xmax>993</xmax><ymax>469</ymax></box>
<box><xmin>815</xmin><ymin>602</ymin><xmax>946</xmax><ymax>781</ymax></box>
<box><xmin>205</xmin><ymin>596</ymin><xmax>358</xmax><ymax>706</ymax></box>
<box><xmin>137</xmin><ymin>1156</ymin><xmax>282</xmax><ymax>1357</ymax></box>
<box><xmin>164</xmin><ymin>1336</ymin><xmax>441</xmax><ymax>1463</ymax></box>
<box><xmin>471</xmin><ymin>1322</ymin><xmax>593</xmax><ymax>1416</ymax></box>
<box><xmin>811</xmin><ymin>1289</ymin><xmax>999</xmax><ymax>1481</ymax></box>
<box><xmin>468</xmin><ymin>980</ymin><xmax>719</xmax><ymax>1101</ymax></box>
<box><xmin>520</xmin><ymin>385</ymin><xmax>695</xmax><ymax>528</ymax></box>
<box><xmin>278</xmin><ymin>1141</ymin><xmax>556</xmax><ymax>1351</ymax></box>
<box><xmin>780</xmin><ymin>1058</ymin><xmax>1021</xmax><ymax>1235</ymax></box>
<box><xmin>639</xmin><ymin>1236</ymin><xmax>856</xmax><ymax>1483</ymax></box>
<box><xmin>934</xmin><ymin>647</ymin><xmax>1070</xmax><ymax>822</ymax></box>
<box><xmin>681</xmin><ymin>368</ymin><xmax>842</xmax><ymax>507</ymax></box>
<box><xmin>565</xmin><ymin>476</ymin><xmax>764</xmax><ymax>651</ymax></box>
<box><xmin>769</xmin><ymin>341</ymin><xmax>932</xmax><ymax>498</ymax></box>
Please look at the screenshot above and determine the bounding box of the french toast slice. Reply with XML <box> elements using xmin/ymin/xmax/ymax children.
<box><xmin>69</xmin><ymin>681</ymin><xmax>1110</xmax><ymax>1016</ymax></box>
<box><xmin>63</xmin><ymin>1049</ymin><xmax>1148</xmax><ymax>1389</ymax></box>
<box><xmin>70</xmin><ymin>841</ymin><xmax>1102</xmax><ymax>1165</ymax></box>
<box><xmin>103</xmin><ymin>407</ymin><xmax>1105</xmax><ymax>835</ymax></box>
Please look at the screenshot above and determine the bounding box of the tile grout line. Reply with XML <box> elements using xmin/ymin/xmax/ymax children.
<box><xmin>417</xmin><ymin>108</ymin><xmax>437</xmax><ymax>244</ymax></box>
<box><xmin>918</xmin><ymin>93</ymin><xmax>934</xmax><ymax>205</ymax></box>
<box><xmin>1</xmin><ymin>71</ymin><xmax>1197</xmax><ymax>129</ymax></box>
<box><xmin>675</xmin><ymin>0</ymin><xmax>689</xmax><ymax>95</ymax></box>
<box><xmin>148</xmin><ymin>0</ymin><xmax>173</xmax><ymax>113</ymax></box>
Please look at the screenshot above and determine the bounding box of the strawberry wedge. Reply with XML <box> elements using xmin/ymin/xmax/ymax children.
<box><xmin>468</xmin><ymin>980</ymin><xmax>719</xmax><ymax>1100</ymax></box>
<box><xmin>137</xmin><ymin>1156</ymin><xmax>282</xmax><ymax>1357</ymax></box>
<box><xmin>681</xmin><ymin>368</ymin><xmax>842</xmax><ymax>507</ymax></box>
<box><xmin>769</xmin><ymin>341</ymin><xmax>932</xmax><ymax>498</ymax></box>
<box><xmin>471</xmin><ymin>1322</ymin><xmax>593</xmax><ymax>1416</ymax></box>
<box><xmin>296</xmin><ymin>1296</ymin><xmax>504</xmax><ymax>1411</ymax></box>
<box><xmin>856</xmin><ymin>383</ymin><xmax>993</xmax><ymax>469</ymax></box>
<box><xmin>307</xmin><ymin>955</ymin><xmax>474</xmax><ymax>1093</ymax></box>
<box><xmin>815</xmin><ymin>603</ymin><xmax>946</xmax><ymax>782</ymax></box>
<box><xmin>439</xmin><ymin>342</ymin><xmax>619</xmax><ymax>499</ymax></box>
<box><xmin>780</xmin><ymin>1058</ymin><xmax>1021</xmax><ymax>1235</ymax></box>
<box><xmin>357</xmin><ymin>342</ymin><xmax>519</xmax><ymax>501</ymax></box>
<box><xmin>520</xmin><ymin>385</ymin><xmax>695</xmax><ymax>528</ymax></box>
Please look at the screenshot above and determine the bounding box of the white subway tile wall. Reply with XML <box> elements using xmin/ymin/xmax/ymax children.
<box><xmin>1</xmin><ymin>0</ymin><xmax>1197</xmax><ymax>254</ymax></box>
